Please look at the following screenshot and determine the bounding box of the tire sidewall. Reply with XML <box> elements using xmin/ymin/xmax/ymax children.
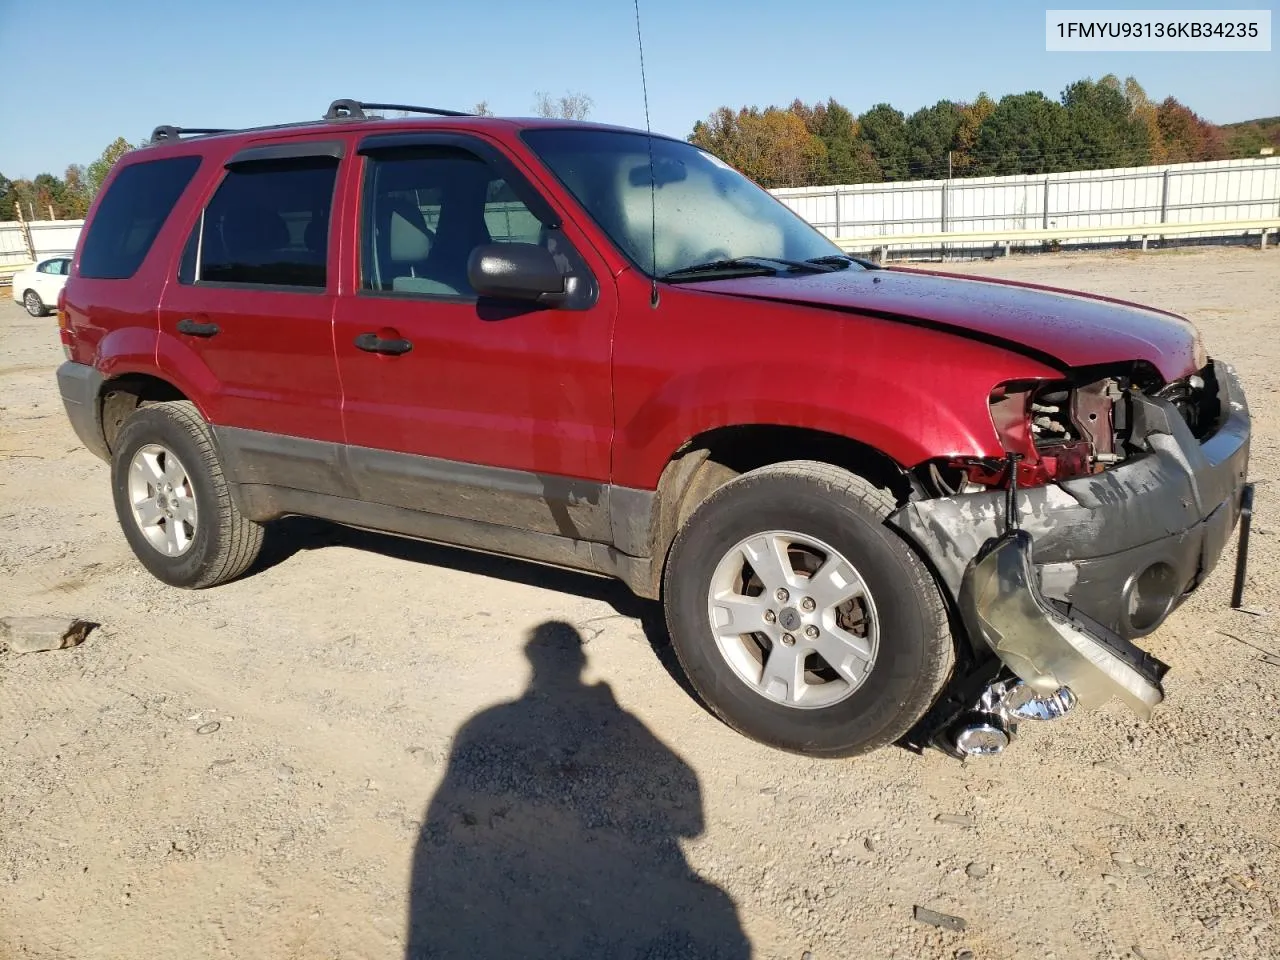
<box><xmin>111</xmin><ymin>406</ymin><xmax>222</xmax><ymax>587</ymax></box>
<box><xmin>665</xmin><ymin>471</ymin><xmax>947</xmax><ymax>757</ymax></box>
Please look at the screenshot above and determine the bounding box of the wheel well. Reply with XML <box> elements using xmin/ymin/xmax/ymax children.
<box><xmin>680</xmin><ymin>424</ymin><xmax>912</xmax><ymax>503</ymax></box>
<box><xmin>636</xmin><ymin>425</ymin><xmax>914</xmax><ymax>599</ymax></box>
<box><xmin>100</xmin><ymin>375</ymin><xmax>189</xmax><ymax>452</ymax></box>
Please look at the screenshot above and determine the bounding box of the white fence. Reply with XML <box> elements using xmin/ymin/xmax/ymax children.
<box><xmin>3</xmin><ymin>156</ymin><xmax>1277</xmax><ymax>277</ymax></box>
<box><xmin>0</xmin><ymin>220</ymin><xmax>84</xmax><ymax>279</ymax></box>
<box><xmin>773</xmin><ymin>157</ymin><xmax>1280</xmax><ymax>254</ymax></box>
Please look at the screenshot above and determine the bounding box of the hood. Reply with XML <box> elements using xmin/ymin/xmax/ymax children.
<box><xmin>684</xmin><ymin>266</ymin><xmax>1204</xmax><ymax>382</ymax></box>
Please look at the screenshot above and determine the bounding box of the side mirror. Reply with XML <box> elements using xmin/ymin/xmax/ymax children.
<box><xmin>467</xmin><ymin>243</ymin><xmax>565</xmax><ymax>304</ymax></box>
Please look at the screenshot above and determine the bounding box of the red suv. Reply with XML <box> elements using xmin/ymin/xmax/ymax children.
<box><xmin>56</xmin><ymin>100</ymin><xmax>1252</xmax><ymax>759</ymax></box>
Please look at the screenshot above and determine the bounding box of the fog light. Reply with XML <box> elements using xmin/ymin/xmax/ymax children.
<box><xmin>1124</xmin><ymin>562</ymin><xmax>1179</xmax><ymax>633</ymax></box>
<box><xmin>952</xmin><ymin>719</ymin><xmax>1010</xmax><ymax>757</ymax></box>
<box><xmin>1001</xmin><ymin>682</ymin><xmax>1077</xmax><ymax>721</ymax></box>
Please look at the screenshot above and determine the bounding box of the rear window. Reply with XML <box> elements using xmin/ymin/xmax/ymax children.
<box><xmin>78</xmin><ymin>155</ymin><xmax>201</xmax><ymax>280</ymax></box>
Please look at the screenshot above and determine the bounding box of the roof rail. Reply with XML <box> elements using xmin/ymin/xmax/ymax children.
<box><xmin>150</xmin><ymin>125</ymin><xmax>234</xmax><ymax>144</ymax></box>
<box><xmin>324</xmin><ymin>99</ymin><xmax>472</xmax><ymax>121</ymax></box>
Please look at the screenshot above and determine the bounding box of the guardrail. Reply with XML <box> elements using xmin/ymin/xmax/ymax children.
<box><xmin>834</xmin><ymin>218</ymin><xmax>1280</xmax><ymax>260</ymax></box>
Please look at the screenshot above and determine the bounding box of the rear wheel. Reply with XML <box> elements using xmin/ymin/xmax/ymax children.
<box><xmin>22</xmin><ymin>290</ymin><xmax>45</xmax><ymax>317</ymax></box>
<box><xmin>662</xmin><ymin>461</ymin><xmax>953</xmax><ymax>757</ymax></box>
<box><xmin>111</xmin><ymin>401</ymin><xmax>263</xmax><ymax>588</ymax></box>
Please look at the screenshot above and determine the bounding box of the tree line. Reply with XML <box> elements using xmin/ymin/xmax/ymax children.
<box><xmin>4</xmin><ymin>82</ymin><xmax>1272</xmax><ymax>218</ymax></box>
<box><xmin>0</xmin><ymin>90</ymin><xmax>595</xmax><ymax>223</ymax></box>
<box><xmin>689</xmin><ymin>75</ymin><xmax>1277</xmax><ymax>188</ymax></box>
<box><xmin>1</xmin><ymin>137</ymin><xmax>135</xmax><ymax>221</ymax></box>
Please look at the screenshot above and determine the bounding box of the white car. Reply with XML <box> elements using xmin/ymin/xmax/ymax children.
<box><xmin>11</xmin><ymin>255</ymin><xmax>71</xmax><ymax>317</ymax></box>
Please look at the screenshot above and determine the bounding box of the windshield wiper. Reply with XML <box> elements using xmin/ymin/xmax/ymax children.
<box><xmin>661</xmin><ymin>256</ymin><xmax>835</xmax><ymax>282</ymax></box>
<box><xmin>805</xmin><ymin>254</ymin><xmax>881</xmax><ymax>270</ymax></box>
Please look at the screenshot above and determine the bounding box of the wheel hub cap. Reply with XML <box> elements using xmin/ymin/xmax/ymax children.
<box><xmin>126</xmin><ymin>444</ymin><xmax>198</xmax><ymax>557</ymax></box>
<box><xmin>707</xmin><ymin>530</ymin><xmax>880</xmax><ymax>710</ymax></box>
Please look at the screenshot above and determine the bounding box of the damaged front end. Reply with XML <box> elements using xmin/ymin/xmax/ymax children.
<box><xmin>894</xmin><ymin>359</ymin><xmax>1252</xmax><ymax>758</ymax></box>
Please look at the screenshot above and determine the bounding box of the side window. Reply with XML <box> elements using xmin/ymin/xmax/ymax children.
<box><xmin>54</xmin><ymin>259</ymin><xmax>70</xmax><ymax>276</ymax></box>
<box><xmin>79</xmin><ymin>155</ymin><xmax>201</xmax><ymax>280</ymax></box>
<box><xmin>36</xmin><ymin>260</ymin><xmax>53</xmax><ymax>274</ymax></box>
<box><xmin>361</xmin><ymin>149</ymin><xmax>545</xmax><ymax>297</ymax></box>
<box><xmin>484</xmin><ymin>179</ymin><xmax>543</xmax><ymax>244</ymax></box>
<box><xmin>183</xmin><ymin>156</ymin><xmax>338</xmax><ymax>289</ymax></box>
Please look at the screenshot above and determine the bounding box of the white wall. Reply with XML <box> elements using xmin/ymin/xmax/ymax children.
<box><xmin>0</xmin><ymin>220</ymin><xmax>84</xmax><ymax>275</ymax></box>
<box><xmin>3</xmin><ymin>156</ymin><xmax>1277</xmax><ymax>274</ymax></box>
<box><xmin>771</xmin><ymin>157</ymin><xmax>1280</xmax><ymax>249</ymax></box>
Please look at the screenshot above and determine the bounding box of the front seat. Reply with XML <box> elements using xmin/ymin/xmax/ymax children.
<box><xmin>423</xmin><ymin>169</ymin><xmax>492</xmax><ymax>296</ymax></box>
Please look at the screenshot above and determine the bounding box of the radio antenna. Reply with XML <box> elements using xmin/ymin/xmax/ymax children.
<box><xmin>633</xmin><ymin>0</ymin><xmax>659</xmax><ymax>307</ymax></box>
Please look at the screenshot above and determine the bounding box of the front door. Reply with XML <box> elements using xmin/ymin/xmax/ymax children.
<box><xmin>332</xmin><ymin>133</ymin><xmax>617</xmax><ymax>539</ymax></box>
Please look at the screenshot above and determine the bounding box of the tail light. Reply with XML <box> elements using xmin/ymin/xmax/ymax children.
<box><xmin>57</xmin><ymin>288</ymin><xmax>73</xmax><ymax>359</ymax></box>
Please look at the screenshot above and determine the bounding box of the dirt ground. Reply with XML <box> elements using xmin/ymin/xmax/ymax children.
<box><xmin>1</xmin><ymin>246</ymin><xmax>1277</xmax><ymax>960</ymax></box>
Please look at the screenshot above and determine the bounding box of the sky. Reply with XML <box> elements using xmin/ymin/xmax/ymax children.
<box><xmin>2</xmin><ymin>0</ymin><xmax>1276</xmax><ymax>179</ymax></box>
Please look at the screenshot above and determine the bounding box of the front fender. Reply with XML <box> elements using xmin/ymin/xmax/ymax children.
<box><xmin>613</xmin><ymin>345</ymin><xmax>1060</xmax><ymax>490</ymax></box>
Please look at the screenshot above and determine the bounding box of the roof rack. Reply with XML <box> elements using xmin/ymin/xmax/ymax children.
<box><xmin>149</xmin><ymin>125</ymin><xmax>234</xmax><ymax>144</ymax></box>
<box><xmin>324</xmin><ymin>99</ymin><xmax>472</xmax><ymax>121</ymax></box>
<box><xmin>147</xmin><ymin>100</ymin><xmax>472</xmax><ymax>147</ymax></box>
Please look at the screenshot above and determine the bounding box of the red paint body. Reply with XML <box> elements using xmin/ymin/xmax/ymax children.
<box><xmin>62</xmin><ymin>117</ymin><xmax>1205</xmax><ymax>492</ymax></box>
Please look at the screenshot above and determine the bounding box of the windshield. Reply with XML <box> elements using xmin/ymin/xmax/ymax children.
<box><xmin>522</xmin><ymin>128</ymin><xmax>849</xmax><ymax>279</ymax></box>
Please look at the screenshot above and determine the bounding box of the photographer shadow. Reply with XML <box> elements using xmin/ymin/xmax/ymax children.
<box><xmin>405</xmin><ymin>620</ymin><xmax>749</xmax><ymax>959</ymax></box>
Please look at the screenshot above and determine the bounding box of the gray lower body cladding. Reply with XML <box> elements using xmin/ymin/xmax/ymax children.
<box><xmin>890</xmin><ymin>358</ymin><xmax>1251</xmax><ymax>647</ymax></box>
<box><xmin>56</xmin><ymin>361</ymin><xmax>109</xmax><ymax>461</ymax></box>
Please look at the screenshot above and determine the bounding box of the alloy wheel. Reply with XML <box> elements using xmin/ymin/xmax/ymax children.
<box><xmin>126</xmin><ymin>443</ymin><xmax>198</xmax><ymax>556</ymax></box>
<box><xmin>706</xmin><ymin>530</ymin><xmax>880</xmax><ymax>709</ymax></box>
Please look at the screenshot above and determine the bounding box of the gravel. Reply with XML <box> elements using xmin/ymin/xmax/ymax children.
<box><xmin>1</xmin><ymin>247</ymin><xmax>1277</xmax><ymax>959</ymax></box>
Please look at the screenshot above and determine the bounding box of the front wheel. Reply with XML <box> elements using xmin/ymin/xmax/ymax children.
<box><xmin>662</xmin><ymin>461</ymin><xmax>954</xmax><ymax>757</ymax></box>
<box><xmin>23</xmin><ymin>289</ymin><xmax>46</xmax><ymax>317</ymax></box>
<box><xmin>110</xmin><ymin>400</ymin><xmax>264</xmax><ymax>588</ymax></box>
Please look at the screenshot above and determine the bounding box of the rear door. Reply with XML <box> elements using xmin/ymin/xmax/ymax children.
<box><xmin>331</xmin><ymin>132</ymin><xmax>617</xmax><ymax>537</ymax></box>
<box><xmin>158</xmin><ymin>139</ymin><xmax>348</xmax><ymax>473</ymax></box>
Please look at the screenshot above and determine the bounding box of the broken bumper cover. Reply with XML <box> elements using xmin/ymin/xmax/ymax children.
<box><xmin>964</xmin><ymin>529</ymin><xmax>1165</xmax><ymax>718</ymax></box>
<box><xmin>891</xmin><ymin>359</ymin><xmax>1250</xmax><ymax>717</ymax></box>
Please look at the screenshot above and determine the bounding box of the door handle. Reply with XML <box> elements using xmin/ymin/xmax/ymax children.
<box><xmin>354</xmin><ymin>332</ymin><xmax>413</xmax><ymax>356</ymax></box>
<box><xmin>176</xmin><ymin>318</ymin><xmax>220</xmax><ymax>338</ymax></box>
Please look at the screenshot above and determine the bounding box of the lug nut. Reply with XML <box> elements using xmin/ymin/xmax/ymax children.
<box><xmin>781</xmin><ymin>633</ymin><xmax>795</xmax><ymax>646</ymax></box>
<box><xmin>800</xmin><ymin>597</ymin><xmax>815</xmax><ymax>612</ymax></box>
<box><xmin>804</xmin><ymin>625</ymin><xmax>819</xmax><ymax>639</ymax></box>
<box><xmin>775</xmin><ymin>588</ymin><xmax>790</xmax><ymax>603</ymax></box>
<box><xmin>764</xmin><ymin>610</ymin><xmax>776</xmax><ymax>623</ymax></box>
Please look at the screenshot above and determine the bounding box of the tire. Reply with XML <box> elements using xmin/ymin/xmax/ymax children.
<box><xmin>662</xmin><ymin>460</ymin><xmax>953</xmax><ymax>757</ymax></box>
<box><xmin>110</xmin><ymin>400</ymin><xmax>264</xmax><ymax>588</ymax></box>
<box><xmin>22</xmin><ymin>289</ymin><xmax>46</xmax><ymax>317</ymax></box>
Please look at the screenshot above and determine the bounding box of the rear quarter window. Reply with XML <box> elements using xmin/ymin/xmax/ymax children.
<box><xmin>78</xmin><ymin>155</ymin><xmax>202</xmax><ymax>280</ymax></box>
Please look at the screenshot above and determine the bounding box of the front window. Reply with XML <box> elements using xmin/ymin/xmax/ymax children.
<box><xmin>523</xmin><ymin>129</ymin><xmax>846</xmax><ymax>278</ymax></box>
<box><xmin>360</xmin><ymin>147</ymin><xmax>545</xmax><ymax>298</ymax></box>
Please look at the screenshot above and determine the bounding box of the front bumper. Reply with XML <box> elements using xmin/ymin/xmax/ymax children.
<box><xmin>892</xmin><ymin>358</ymin><xmax>1251</xmax><ymax>716</ymax></box>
